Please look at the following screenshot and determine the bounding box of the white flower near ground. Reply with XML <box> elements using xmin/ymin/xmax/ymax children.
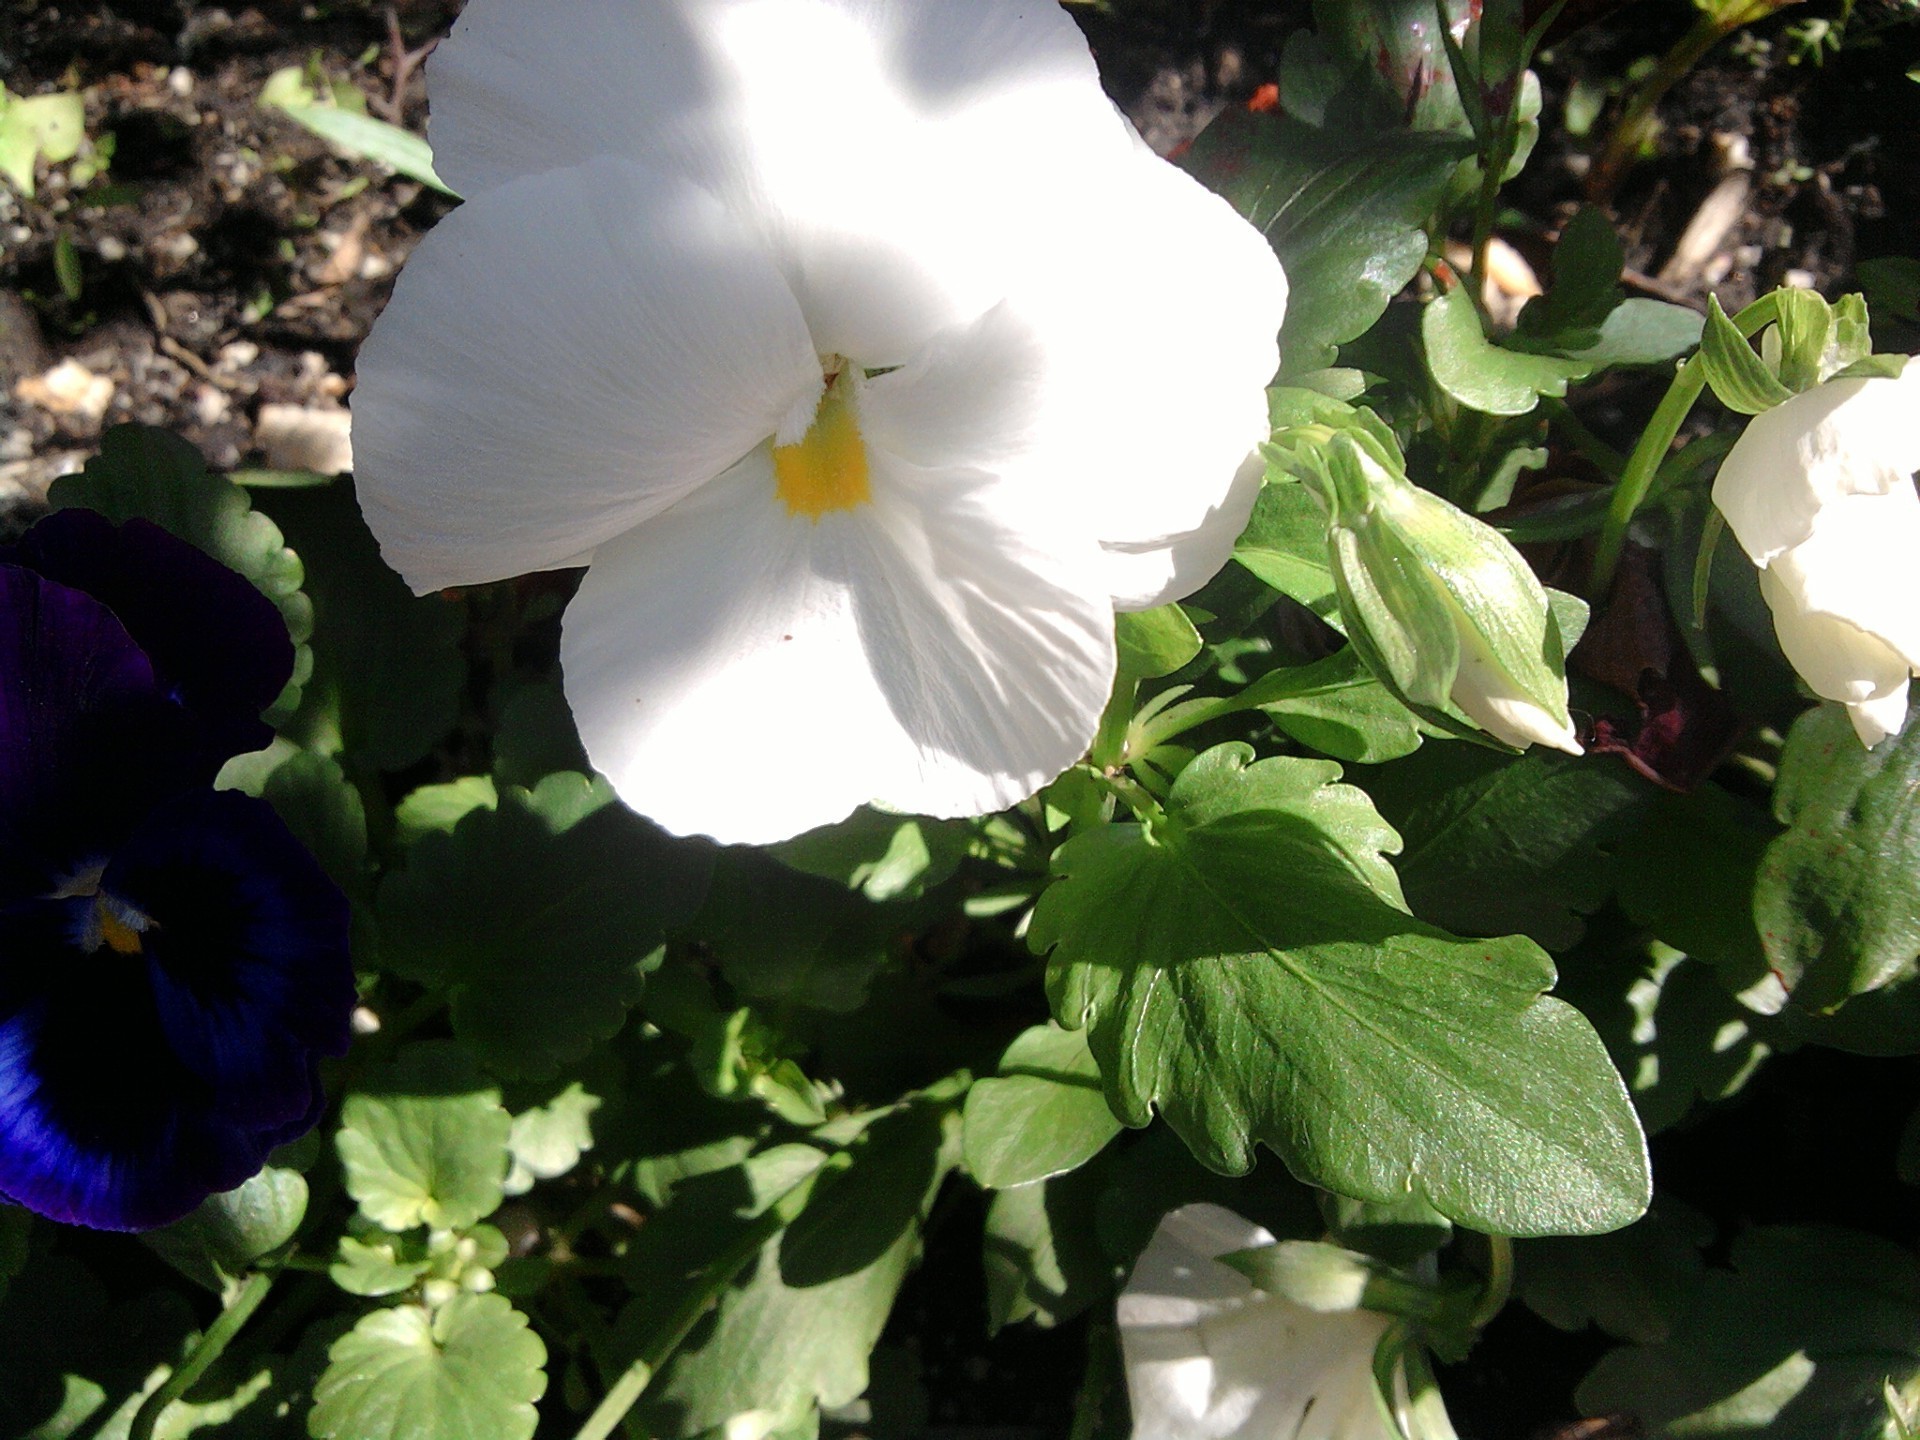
<box><xmin>1712</xmin><ymin>356</ymin><xmax>1920</xmax><ymax>746</ymax></box>
<box><xmin>1117</xmin><ymin>1204</ymin><xmax>1400</xmax><ymax>1440</ymax></box>
<box><xmin>351</xmin><ymin>0</ymin><xmax>1287</xmax><ymax>844</ymax></box>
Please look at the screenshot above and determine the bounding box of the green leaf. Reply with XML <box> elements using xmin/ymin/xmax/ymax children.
<box><xmin>49</xmin><ymin>426</ymin><xmax>313</xmax><ymax>719</ymax></box>
<box><xmin>394</xmin><ymin>777</ymin><xmax>499</xmax><ymax>848</ymax></box>
<box><xmin>690</xmin><ymin>849</ymin><xmax>902</xmax><ymax>1013</ymax></box>
<box><xmin>273</xmin><ymin>105</ymin><xmax>455</xmax><ymax>194</ymax></box>
<box><xmin>378</xmin><ymin>774</ymin><xmax>710</xmax><ymax>1078</ymax></box>
<box><xmin>1518</xmin><ymin>1198</ymin><xmax>1713</xmax><ymax>1344</ymax></box>
<box><xmin>767</xmin><ymin>807</ymin><xmax>968</xmax><ymax>904</ymax></box>
<box><xmin>963</xmin><ymin>1023</ymin><xmax>1122</xmax><ymax>1190</ymax></box>
<box><xmin>310</xmin><ymin>1295</ymin><xmax>545</xmax><ymax>1440</ymax></box>
<box><xmin>251</xmin><ymin>749</ymin><xmax>370</xmax><ymax>902</ymax></box>
<box><xmin>141</xmin><ymin>1168</ymin><xmax>308</xmax><ymax>1295</ymax></box>
<box><xmin>1578</xmin><ymin>1227</ymin><xmax>1920</xmax><ymax>1439</ymax></box>
<box><xmin>1232</xmin><ymin>476</ymin><xmax>1341</xmax><ymax>630</ymax></box>
<box><xmin>490</xmin><ymin>680</ymin><xmax>587</xmax><ymax>789</ymax></box>
<box><xmin>1615</xmin><ymin>784</ymin><xmax>1779</xmax><ymax>1005</ymax></box>
<box><xmin>1755</xmin><ymin>704</ymin><xmax>1920</xmax><ymax>1012</ymax></box>
<box><xmin>1557</xmin><ymin>299</ymin><xmax>1704</xmax><ymax>371</ymax></box>
<box><xmin>1366</xmin><ymin>745</ymin><xmax>1654</xmax><ymax>951</ymax></box>
<box><xmin>503</xmin><ymin>1082</ymin><xmax>602</xmax><ymax>1196</ymax></box>
<box><xmin>0</xmin><ymin>88</ymin><xmax>84</xmax><ymax>197</ymax></box>
<box><xmin>1241</xmin><ymin>647</ymin><xmax>1427</xmax><ymax>763</ymax></box>
<box><xmin>1423</xmin><ymin>282</ymin><xmax>1591</xmax><ymax>416</ymax></box>
<box><xmin>1701</xmin><ymin>294</ymin><xmax>1795</xmax><ymax>414</ymax></box>
<box><xmin>254</xmin><ymin>482</ymin><xmax>464</xmax><ymax>772</ymax></box>
<box><xmin>1033</xmin><ymin>743</ymin><xmax>1650</xmax><ymax>1236</ymax></box>
<box><xmin>1512</xmin><ymin>206</ymin><xmax>1626</xmax><ymax>352</ymax></box>
<box><xmin>337</xmin><ymin>1043</ymin><xmax>511</xmax><ymax>1232</ymax></box>
<box><xmin>982</xmin><ymin>1165</ymin><xmax>1111</xmax><ymax>1332</ymax></box>
<box><xmin>1184</xmin><ymin>110</ymin><xmax>1471</xmax><ymax>373</ymax></box>
<box><xmin>331</xmin><ymin>1234</ymin><xmax>431</xmax><ymax>1299</ymax></box>
<box><xmin>1116</xmin><ymin>605</ymin><xmax>1205</xmax><ymax>681</ymax></box>
<box><xmin>626</xmin><ymin>1099</ymin><xmax>959</xmax><ymax>1439</ymax></box>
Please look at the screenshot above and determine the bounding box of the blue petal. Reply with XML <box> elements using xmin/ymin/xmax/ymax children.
<box><xmin>108</xmin><ymin>789</ymin><xmax>355</xmax><ymax>1130</ymax></box>
<box><xmin>0</xmin><ymin>567</ymin><xmax>200</xmax><ymax>901</ymax></box>
<box><xmin>3</xmin><ymin>511</ymin><xmax>294</xmax><ymax>766</ymax></box>
<box><xmin>0</xmin><ymin>903</ymin><xmax>265</xmax><ymax>1231</ymax></box>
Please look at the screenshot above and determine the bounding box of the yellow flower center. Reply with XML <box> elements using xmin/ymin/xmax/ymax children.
<box><xmin>773</xmin><ymin>371</ymin><xmax>871</xmax><ymax>521</ymax></box>
<box><xmin>96</xmin><ymin>902</ymin><xmax>146</xmax><ymax>956</ymax></box>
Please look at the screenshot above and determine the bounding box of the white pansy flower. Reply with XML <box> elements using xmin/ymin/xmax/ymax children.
<box><xmin>1712</xmin><ymin>356</ymin><xmax>1920</xmax><ymax>746</ymax></box>
<box><xmin>1118</xmin><ymin>1204</ymin><xmax>1401</xmax><ymax>1440</ymax></box>
<box><xmin>351</xmin><ymin>0</ymin><xmax>1287</xmax><ymax>844</ymax></box>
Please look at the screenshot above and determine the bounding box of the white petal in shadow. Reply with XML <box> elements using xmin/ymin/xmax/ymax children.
<box><xmin>352</xmin><ymin>156</ymin><xmax>819</xmax><ymax>593</ymax></box>
<box><xmin>1763</xmin><ymin>485</ymin><xmax>1920</xmax><ymax>669</ymax></box>
<box><xmin>559</xmin><ymin>449</ymin><xmax>1115</xmax><ymax>846</ymax></box>
<box><xmin>1760</xmin><ymin>566</ymin><xmax>1916</xmax><ymax>710</ymax></box>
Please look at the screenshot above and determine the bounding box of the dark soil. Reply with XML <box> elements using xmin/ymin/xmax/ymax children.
<box><xmin>2</xmin><ymin>2</ymin><xmax>1917</xmax><ymax>1437</ymax></box>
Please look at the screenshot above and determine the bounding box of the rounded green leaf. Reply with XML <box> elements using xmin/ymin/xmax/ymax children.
<box><xmin>963</xmin><ymin>1024</ymin><xmax>1123</xmax><ymax>1190</ymax></box>
<box><xmin>310</xmin><ymin>1294</ymin><xmax>546</xmax><ymax>1440</ymax></box>
<box><xmin>141</xmin><ymin>1167</ymin><xmax>308</xmax><ymax>1294</ymax></box>
<box><xmin>337</xmin><ymin>1044</ymin><xmax>511</xmax><ymax>1232</ymax></box>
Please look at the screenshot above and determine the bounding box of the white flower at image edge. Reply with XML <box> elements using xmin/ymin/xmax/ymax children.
<box><xmin>1118</xmin><ymin>1204</ymin><xmax>1400</xmax><ymax>1440</ymax></box>
<box><xmin>1713</xmin><ymin>355</ymin><xmax>1920</xmax><ymax>747</ymax></box>
<box><xmin>351</xmin><ymin>0</ymin><xmax>1288</xmax><ymax>844</ymax></box>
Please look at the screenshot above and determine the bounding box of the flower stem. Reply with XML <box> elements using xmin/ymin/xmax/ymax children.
<box><xmin>1590</xmin><ymin>292</ymin><xmax>1782</xmax><ymax>594</ymax></box>
<box><xmin>1468</xmin><ymin>1234</ymin><xmax>1515</xmax><ymax>1332</ymax></box>
<box><xmin>128</xmin><ymin>1270</ymin><xmax>274</xmax><ymax>1440</ymax></box>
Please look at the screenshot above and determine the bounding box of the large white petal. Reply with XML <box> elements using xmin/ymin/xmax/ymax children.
<box><xmin>1759</xmin><ymin>565</ymin><xmax>1916</xmax><ymax>710</ymax></box>
<box><xmin>1762</xmin><ymin>485</ymin><xmax>1920</xmax><ymax>669</ymax></box>
<box><xmin>559</xmin><ymin>448</ymin><xmax>1115</xmax><ymax>846</ymax></box>
<box><xmin>1118</xmin><ymin>1205</ymin><xmax>1397</xmax><ymax>1440</ymax></box>
<box><xmin>998</xmin><ymin>150</ymin><xmax>1287</xmax><ymax>609</ymax></box>
<box><xmin>429</xmin><ymin>0</ymin><xmax>1138</xmax><ymax>363</ymax></box>
<box><xmin>1713</xmin><ymin>356</ymin><xmax>1920</xmax><ymax>565</ymax></box>
<box><xmin>351</xmin><ymin>156</ymin><xmax>819</xmax><ymax>593</ymax></box>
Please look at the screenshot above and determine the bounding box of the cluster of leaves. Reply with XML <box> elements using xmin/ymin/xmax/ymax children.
<box><xmin>5</xmin><ymin>3</ymin><xmax>1920</xmax><ymax>1439</ymax></box>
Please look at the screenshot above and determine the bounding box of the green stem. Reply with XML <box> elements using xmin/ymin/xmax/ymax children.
<box><xmin>1089</xmin><ymin>771</ymin><xmax>1164</xmax><ymax>825</ymax></box>
<box><xmin>1590</xmin><ymin>292</ymin><xmax>1783</xmax><ymax>594</ymax></box>
<box><xmin>1468</xmin><ymin>1234</ymin><xmax>1515</xmax><ymax>1332</ymax></box>
<box><xmin>128</xmin><ymin>1271</ymin><xmax>274</xmax><ymax>1440</ymax></box>
<box><xmin>570</xmin><ymin>1160</ymin><xmax>842</xmax><ymax>1440</ymax></box>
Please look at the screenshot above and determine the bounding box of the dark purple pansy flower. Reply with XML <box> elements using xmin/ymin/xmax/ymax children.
<box><xmin>0</xmin><ymin>511</ymin><xmax>353</xmax><ymax>1231</ymax></box>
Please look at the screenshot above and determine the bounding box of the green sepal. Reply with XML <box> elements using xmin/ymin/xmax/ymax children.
<box><xmin>1700</xmin><ymin>294</ymin><xmax>1794</xmax><ymax>414</ymax></box>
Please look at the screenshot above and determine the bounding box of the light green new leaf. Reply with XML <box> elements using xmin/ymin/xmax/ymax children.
<box><xmin>50</xmin><ymin>425</ymin><xmax>313</xmax><ymax>720</ymax></box>
<box><xmin>0</xmin><ymin>89</ymin><xmax>84</xmax><ymax>197</ymax></box>
<box><xmin>332</xmin><ymin>1234</ymin><xmax>431</xmax><ymax>1298</ymax></box>
<box><xmin>1755</xmin><ymin>704</ymin><xmax>1920</xmax><ymax>1012</ymax></box>
<box><xmin>379</xmin><ymin>774</ymin><xmax>710</xmax><ymax>1077</ymax></box>
<box><xmin>337</xmin><ymin>1043</ymin><xmax>511</xmax><ymax>1232</ymax></box>
<box><xmin>963</xmin><ymin>1023</ymin><xmax>1122</xmax><ymax>1190</ymax></box>
<box><xmin>1578</xmin><ymin>1227</ymin><xmax>1920</xmax><ymax>1439</ymax></box>
<box><xmin>503</xmin><ymin>1083</ymin><xmax>602</xmax><ymax>1196</ymax></box>
<box><xmin>394</xmin><ymin>777</ymin><xmax>499</xmax><ymax>847</ymax></box>
<box><xmin>310</xmin><ymin>1294</ymin><xmax>546</xmax><ymax>1440</ymax></box>
<box><xmin>273</xmin><ymin>105</ymin><xmax>455</xmax><ymax>194</ymax></box>
<box><xmin>1423</xmin><ymin>283</ymin><xmax>1591</xmax><ymax>416</ymax></box>
<box><xmin>1032</xmin><ymin>744</ymin><xmax>1649</xmax><ymax>1237</ymax></box>
<box><xmin>1701</xmin><ymin>294</ymin><xmax>1795</xmax><ymax>414</ymax></box>
<box><xmin>1183</xmin><ymin>109</ymin><xmax>1471</xmax><ymax>373</ymax></box>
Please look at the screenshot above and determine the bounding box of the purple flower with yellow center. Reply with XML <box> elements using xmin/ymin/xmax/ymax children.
<box><xmin>0</xmin><ymin>508</ymin><xmax>354</xmax><ymax>1231</ymax></box>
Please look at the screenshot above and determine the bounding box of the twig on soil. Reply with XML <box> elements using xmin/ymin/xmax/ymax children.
<box><xmin>374</xmin><ymin>6</ymin><xmax>439</xmax><ymax>124</ymax></box>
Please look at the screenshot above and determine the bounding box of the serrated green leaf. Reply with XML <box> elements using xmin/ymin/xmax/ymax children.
<box><xmin>141</xmin><ymin>1168</ymin><xmax>307</xmax><ymax>1295</ymax></box>
<box><xmin>1578</xmin><ymin>1227</ymin><xmax>1920</xmax><ymax>1439</ymax></box>
<box><xmin>332</xmin><ymin>1235</ymin><xmax>431</xmax><ymax>1299</ymax></box>
<box><xmin>1366</xmin><ymin>745</ymin><xmax>1654</xmax><ymax>951</ymax></box>
<box><xmin>49</xmin><ymin>426</ymin><xmax>313</xmax><ymax>720</ymax></box>
<box><xmin>337</xmin><ymin>1043</ymin><xmax>511</xmax><ymax>1232</ymax></box>
<box><xmin>1033</xmin><ymin>743</ymin><xmax>1650</xmax><ymax>1236</ymax></box>
<box><xmin>1701</xmin><ymin>294</ymin><xmax>1795</xmax><ymax>414</ymax></box>
<box><xmin>310</xmin><ymin>1294</ymin><xmax>545</xmax><ymax>1440</ymax></box>
<box><xmin>393</xmin><ymin>777</ymin><xmax>499</xmax><ymax>847</ymax></box>
<box><xmin>1755</xmin><ymin>704</ymin><xmax>1920</xmax><ymax>1012</ymax></box>
<box><xmin>254</xmin><ymin>482</ymin><xmax>463</xmax><ymax>772</ymax></box>
<box><xmin>963</xmin><ymin>1024</ymin><xmax>1122</xmax><ymax>1190</ymax></box>
<box><xmin>379</xmin><ymin>774</ymin><xmax>710</xmax><ymax>1078</ymax></box>
<box><xmin>1423</xmin><ymin>282</ymin><xmax>1591</xmax><ymax>416</ymax></box>
<box><xmin>1518</xmin><ymin>1198</ymin><xmax>1713</xmax><ymax>1344</ymax></box>
<box><xmin>503</xmin><ymin>1083</ymin><xmax>601</xmax><ymax>1196</ymax></box>
<box><xmin>1184</xmin><ymin>110</ymin><xmax>1471</xmax><ymax>373</ymax></box>
<box><xmin>244</xmin><ymin>749</ymin><xmax>369</xmax><ymax>902</ymax></box>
